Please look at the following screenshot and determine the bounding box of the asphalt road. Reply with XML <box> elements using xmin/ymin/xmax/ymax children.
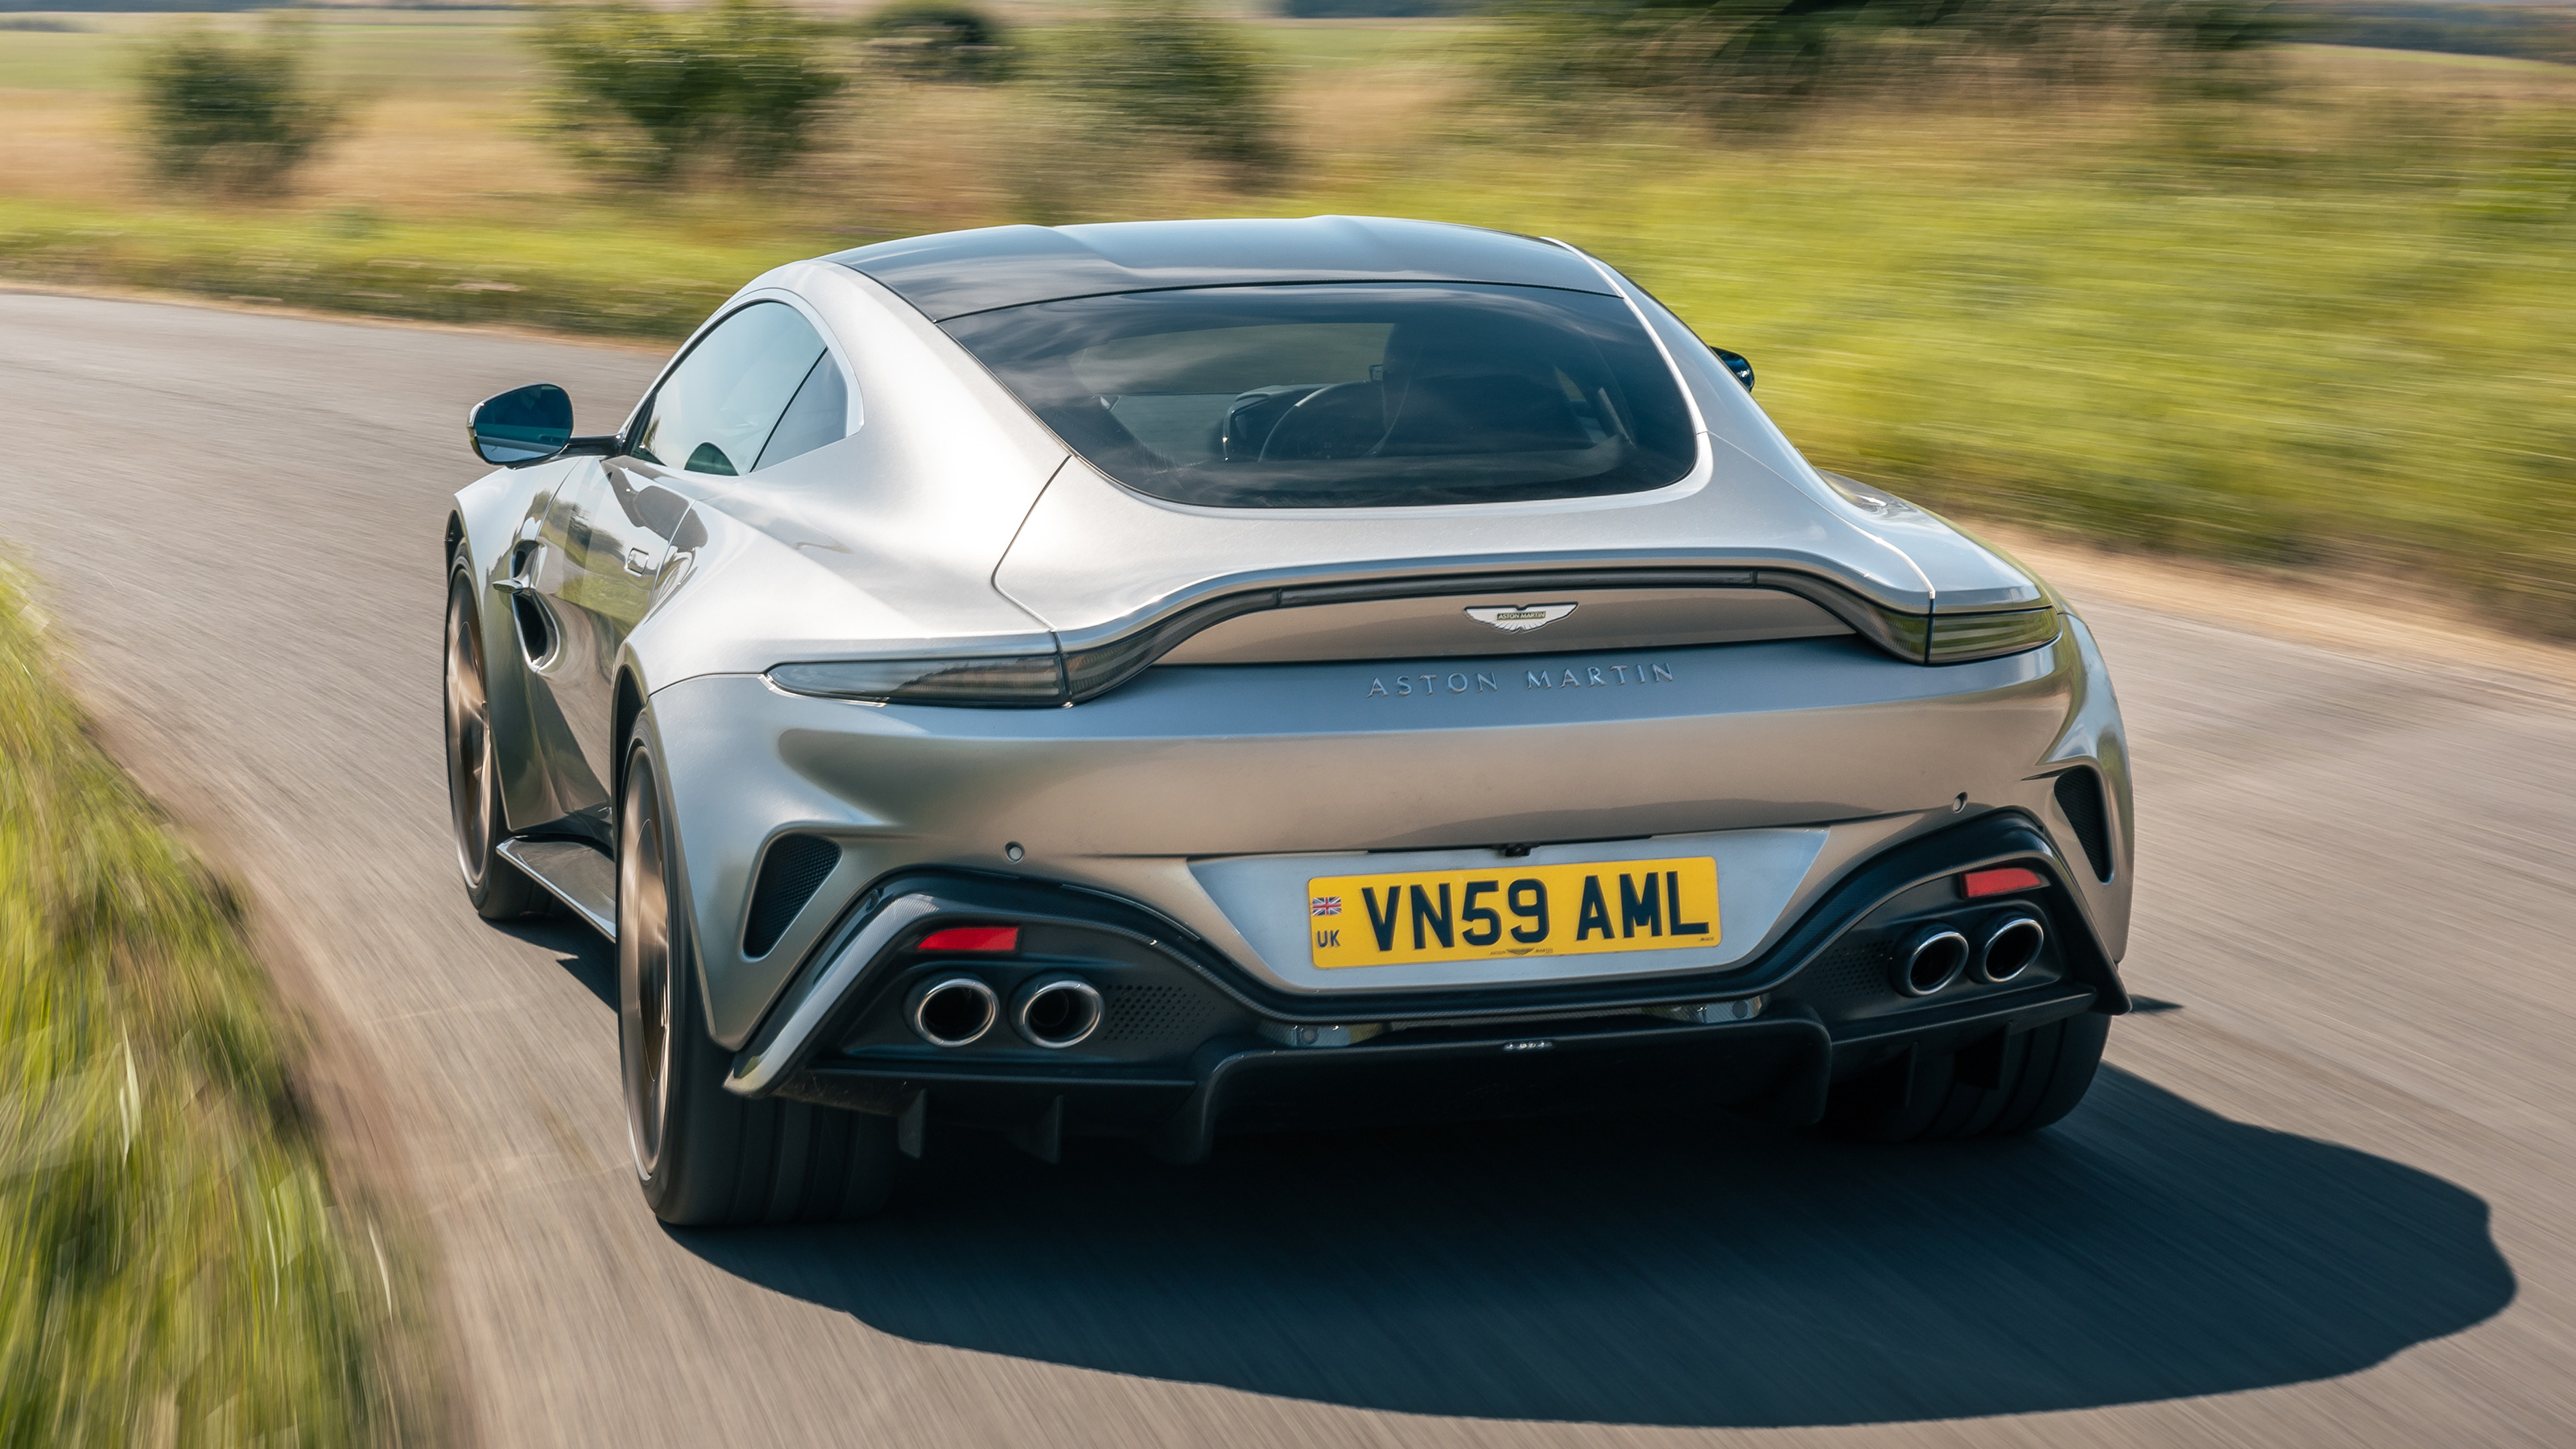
<box><xmin>5</xmin><ymin>291</ymin><xmax>2573</xmax><ymax>1447</ymax></box>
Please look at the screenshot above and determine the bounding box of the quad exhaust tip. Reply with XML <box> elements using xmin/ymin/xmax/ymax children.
<box><xmin>908</xmin><ymin>974</ymin><xmax>999</xmax><ymax>1047</ymax></box>
<box><xmin>1897</xmin><ymin>926</ymin><xmax>1971</xmax><ymax>997</ymax></box>
<box><xmin>1978</xmin><ymin>915</ymin><xmax>2046</xmax><ymax>983</ymax></box>
<box><xmin>1012</xmin><ymin>974</ymin><xmax>1104</xmax><ymax>1050</ymax></box>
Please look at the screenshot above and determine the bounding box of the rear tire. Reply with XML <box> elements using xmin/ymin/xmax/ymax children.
<box><xmin>1819</xmin><ymin>1012</ymin><xmax>2109</xmax><ymax>1143</ymax></box>
<box><xmin>620</xmin><ymin>729</ymin><xmax>895</xmax><ymax>1226</ymax></box>
<box><xmin>445</xmin><ymin>555</ymin><xmax>547</xmax><ymax>921</ymax></box>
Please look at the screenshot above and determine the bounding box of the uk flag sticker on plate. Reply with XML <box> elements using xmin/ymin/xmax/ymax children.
<box><xmin>1310</xmin><ymin>896</ymin><xmax>1343</xmax><ymax>917</ymax></box>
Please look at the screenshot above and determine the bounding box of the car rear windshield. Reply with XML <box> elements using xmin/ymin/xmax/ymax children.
<box><xmin>939</xmin><ymin>283</ymin><xmax>1699</xmax><ymax>509</ymax></box>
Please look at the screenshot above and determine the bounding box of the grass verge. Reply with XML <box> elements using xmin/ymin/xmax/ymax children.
<box><xmin>0</xmin><ymin>564</ymin><xmax>423</xmax><ymax>1447</ymax></box>
<box><xmin>0</xmin><ymin>196</ymin><xmax>799</xmax><ymax>340</ymax></box>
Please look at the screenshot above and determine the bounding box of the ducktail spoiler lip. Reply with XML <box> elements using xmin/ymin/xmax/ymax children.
<box><xmin>763</xmin><ymin>555</ymin><xmax>2062</xmax><ymax>708</ymax></box>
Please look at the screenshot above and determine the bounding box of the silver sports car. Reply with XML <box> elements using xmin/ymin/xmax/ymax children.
<box><xmin>445</xmin><ymin>217</ymin><xmax>2133</xmax><ymax>1225</ymax></box>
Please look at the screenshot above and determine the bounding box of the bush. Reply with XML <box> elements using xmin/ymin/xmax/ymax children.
<box><xmin>1039</xmin><ymin>0</ymin><xmax>1282</xmax><ymax>179</ymax></box>
<box><xmin>861</xmin><ymin>0</ymin><xmax>1014</xmax><ymax>82</ymax></box>
<box><xmin>533</xmin><ymin>0</ymin><xmax>848</xmax><ymax>184</ymax></box>
<box><xmin>134</xmin><ymin>18</ymin><xmax>338</xmax><ymax>196</ymax></box>
<box><xmin>1278</xmin><ymin>0</ymin><xmax>1476</xmax><ymax>13</ymax></box>
<box><xmin>2294</xmin><ymin>2</ymin><xmax>2576</xmax><ymax>64</ymax></box>
<box><xmin>1488</xmin><ymin>0</ymin><xmax>2293</xmax><ymax>125</ymax></box>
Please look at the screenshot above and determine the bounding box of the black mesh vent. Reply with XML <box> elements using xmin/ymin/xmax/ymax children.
<box><xmin>1788</xmin><ymin>938</ymin><xmax>1900</xmax><ymax>1011</ymax></box>
<box><xmin>743</xmin><ymin>835</ymin><xmax>840</xmax><ymax>957</ymax></box>
<box><xmin>2054</xmin><ymin>766</ymin><xmax>2115</xmax><ymax>881</ymax></box>
<box><xmin>1100</xmin><ymin>982</ymin><xmax>1228</xmax><ymax>1048</ymax></box>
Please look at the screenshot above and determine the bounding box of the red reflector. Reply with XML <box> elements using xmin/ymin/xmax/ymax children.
<box><xmin>1962</xmin><ymin>867</ymin><xmax>2047</xmax><ymax>898</ymax></box>
<box><xmin>917</xmin><ymin>926</ymin><xmax>1019</xmax><ymax>953</ymax></box>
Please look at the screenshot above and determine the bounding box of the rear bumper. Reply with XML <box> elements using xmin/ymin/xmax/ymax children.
<box><xmin>649</xmin><ymin>619</ymin><xmax>2133</xmax><ymax>1048</ymax></box>
<box><xmin>729</xmin><ymin>809</ymin><xmax>2121</xmax><ymax>1158</ymax></box>
<box><xmin>781</xmin><ymin>987</ymin><xmax>2096</xmax><ymax>1163</ymax></box>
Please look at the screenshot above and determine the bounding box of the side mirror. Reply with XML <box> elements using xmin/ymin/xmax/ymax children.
<box><xmin>1707</xmin><ymin>346</ymin><xmax>1754</xmax><ymax>393</ymax></box>
<box><xmin>469</xmin><ymin>383</ymin><xmax>575</xmax><ymax>467</ymax></box>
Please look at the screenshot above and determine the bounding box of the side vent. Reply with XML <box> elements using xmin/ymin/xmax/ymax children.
<box><xmin>510</xmin><ymin>592</ymin><xmax>556</xmax><ymax>665</ymax></box>
<box><xmin>506</xmin><ymin>544</ymin><xmax>556</xmax><ymax>666</ymax></box>
<box><xmin>2053</xmin><ymin>767</ymin><xmax>2115</xmax><ymax>881</ymax></box>
<box><xmin>743</xmin><ymin>834</ymin><xmax>840</xmax><ymax>957</ymax></box>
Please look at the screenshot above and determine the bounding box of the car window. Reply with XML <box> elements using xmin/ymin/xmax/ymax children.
<box><xmin>754</xmin><ymin>352</ymin><xmax>850</xmax><ymax>472</ymax></box>
<box><xmin>939</xmin><ymin>283</ymin><xmax>1698</xmax><ymax>509</ymax></box>
<box><xmin>633</xmin><ymin>301</ymin><xmax>848</xmax><ymax>477</ymax></box>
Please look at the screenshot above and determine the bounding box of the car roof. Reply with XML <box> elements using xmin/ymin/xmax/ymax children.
<box><xmin>820</xmin><ymin>215</ymin><xmax>1613</xmax><ymax>323</ymax></box>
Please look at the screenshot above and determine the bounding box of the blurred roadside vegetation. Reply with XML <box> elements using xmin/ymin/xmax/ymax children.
<box><xmin>0</xmin><ymin>3</ymin><xmax>2569</xmax><ymax>640</ymax></box>
<box><xmin>0</xmin><ymin>565</ymin><xmax>430</xmax><ymax>1446</ymax></box>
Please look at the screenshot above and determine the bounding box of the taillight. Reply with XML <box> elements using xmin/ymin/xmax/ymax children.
<box><xmin>1926</xmin><ymin>608</ymin><xmax>2060</xmax><ymax>664</ymax></box>
<box><xmin>1961</xmin><ymin>866</ymin><xmax>2046</xmax><ymax>898</ymax></box>
<box><xmin>916</xmin><ymin>925</ymin><xmax>1020</xmax><ymax>953</ymax></box>
<box><xmin>767</xmin><ymin>655</ymin><xmax>1066</xmax><ymax>706</ymax></box>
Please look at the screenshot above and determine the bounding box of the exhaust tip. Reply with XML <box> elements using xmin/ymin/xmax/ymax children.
<box><xmin>908</xmin><ymin>974</ymin><xmax>998</xmax><ymax>1047</ymax></box>
<box><xmin>1896</xmin><ymin>927</ymin><xmax>1971</xmax><ymax>997</ymax></box>
<box><xmin>1978</xmin><ymin>915</ymin><xmax>2046</xmax><ymax>983</ymax></box>
<box><xmin>1012</xmin><ymin>974</ymin><xmax>1103</xmax><ymax>1050</ymax></box>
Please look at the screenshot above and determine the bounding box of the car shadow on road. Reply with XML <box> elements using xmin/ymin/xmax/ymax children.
<box><xmin>670</xmin><ymin>1067</ymin><xmax>2512</xmax><ymax>1428</ymax></box>
<box><xmin>494</xmin><ymin>914</ymin><xmax>617</xmax><ymax>1011</ymax></box>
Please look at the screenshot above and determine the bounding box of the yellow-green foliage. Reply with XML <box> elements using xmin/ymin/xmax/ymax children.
<box><xmin>0</xmin><ymin>568</ymin><xmax>407</xmax><ymax>1447</ymax></box>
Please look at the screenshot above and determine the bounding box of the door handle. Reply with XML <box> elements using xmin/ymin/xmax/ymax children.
<box><xmin>621</xmin><ymin>546</ymin><xmax>657</xmax><ymax>578</ymax></box>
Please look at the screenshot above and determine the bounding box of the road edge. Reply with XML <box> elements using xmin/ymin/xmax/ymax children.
<box><xmin>0</xmin><ymin>278</ymin><xmax>670</xmax><ymax>357</ymax></box>
<box><xmin>1990</xmin><ymin>523</ymin><xmax>2576</xmax><ymax>697</ymax></box>
<box><xmin>84</xmin><ymin>704</ymin><xmax>479</xmax><ymax>1449</ymax></box>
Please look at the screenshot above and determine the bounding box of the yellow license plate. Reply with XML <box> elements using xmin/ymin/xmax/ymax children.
<box><xmin>1305</xmin><ymin>857</ymin><xmax>1719</xmax><ymax>968</ymax></box>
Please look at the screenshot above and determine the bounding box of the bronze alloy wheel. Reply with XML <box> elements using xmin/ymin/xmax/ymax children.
<box><xmin>444</xmin><ymin>570</ymin><xmax>499</xmax><ymax>888</ymax></box>
<box><xmin>445</xmin><ymin>562</ymin><xmax>542</xmax><ymax>919</ymax></box>
<box><xmin>619</xmin><ymin>752</ymin><xmax>676</xmax><ymax>1180</ymax></box>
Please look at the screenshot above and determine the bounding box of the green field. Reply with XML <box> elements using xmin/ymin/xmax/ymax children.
<box><xmin>0</xmin><ymin>12</ymin><xmax>2572</xmax><ymax>638</ymax></box>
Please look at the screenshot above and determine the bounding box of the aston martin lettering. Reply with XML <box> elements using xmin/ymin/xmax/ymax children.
<box><xmin>1368</xmin><ymin>671</ymin><xmax>1501</xmax><ymax>697</ymax></box>
<box><xmin>1526</xmin><ymin>663</ymin><xmax>1676</xmax><ymax>689</ymax></box>
<box><xmin>1364</xmin><ymin>662</ymin><xmax>1676</xmax><ymax>697</ymax></box>
<box><xmin>1465</xmin><ymin>601</ymin><xmax>1577</xmax><ymax>632</ymax></box>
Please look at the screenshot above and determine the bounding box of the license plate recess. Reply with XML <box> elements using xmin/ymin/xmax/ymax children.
<box><xmin>1305</xmin><ymin>856</ymin><xmax>1719</xmax><ymax>969</ymax></box>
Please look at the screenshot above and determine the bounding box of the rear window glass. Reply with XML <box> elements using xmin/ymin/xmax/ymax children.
<box><xmin>939</xmin><ymin>283</ymin><xmax>1699</xmax><ymax>509</ymax></box>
